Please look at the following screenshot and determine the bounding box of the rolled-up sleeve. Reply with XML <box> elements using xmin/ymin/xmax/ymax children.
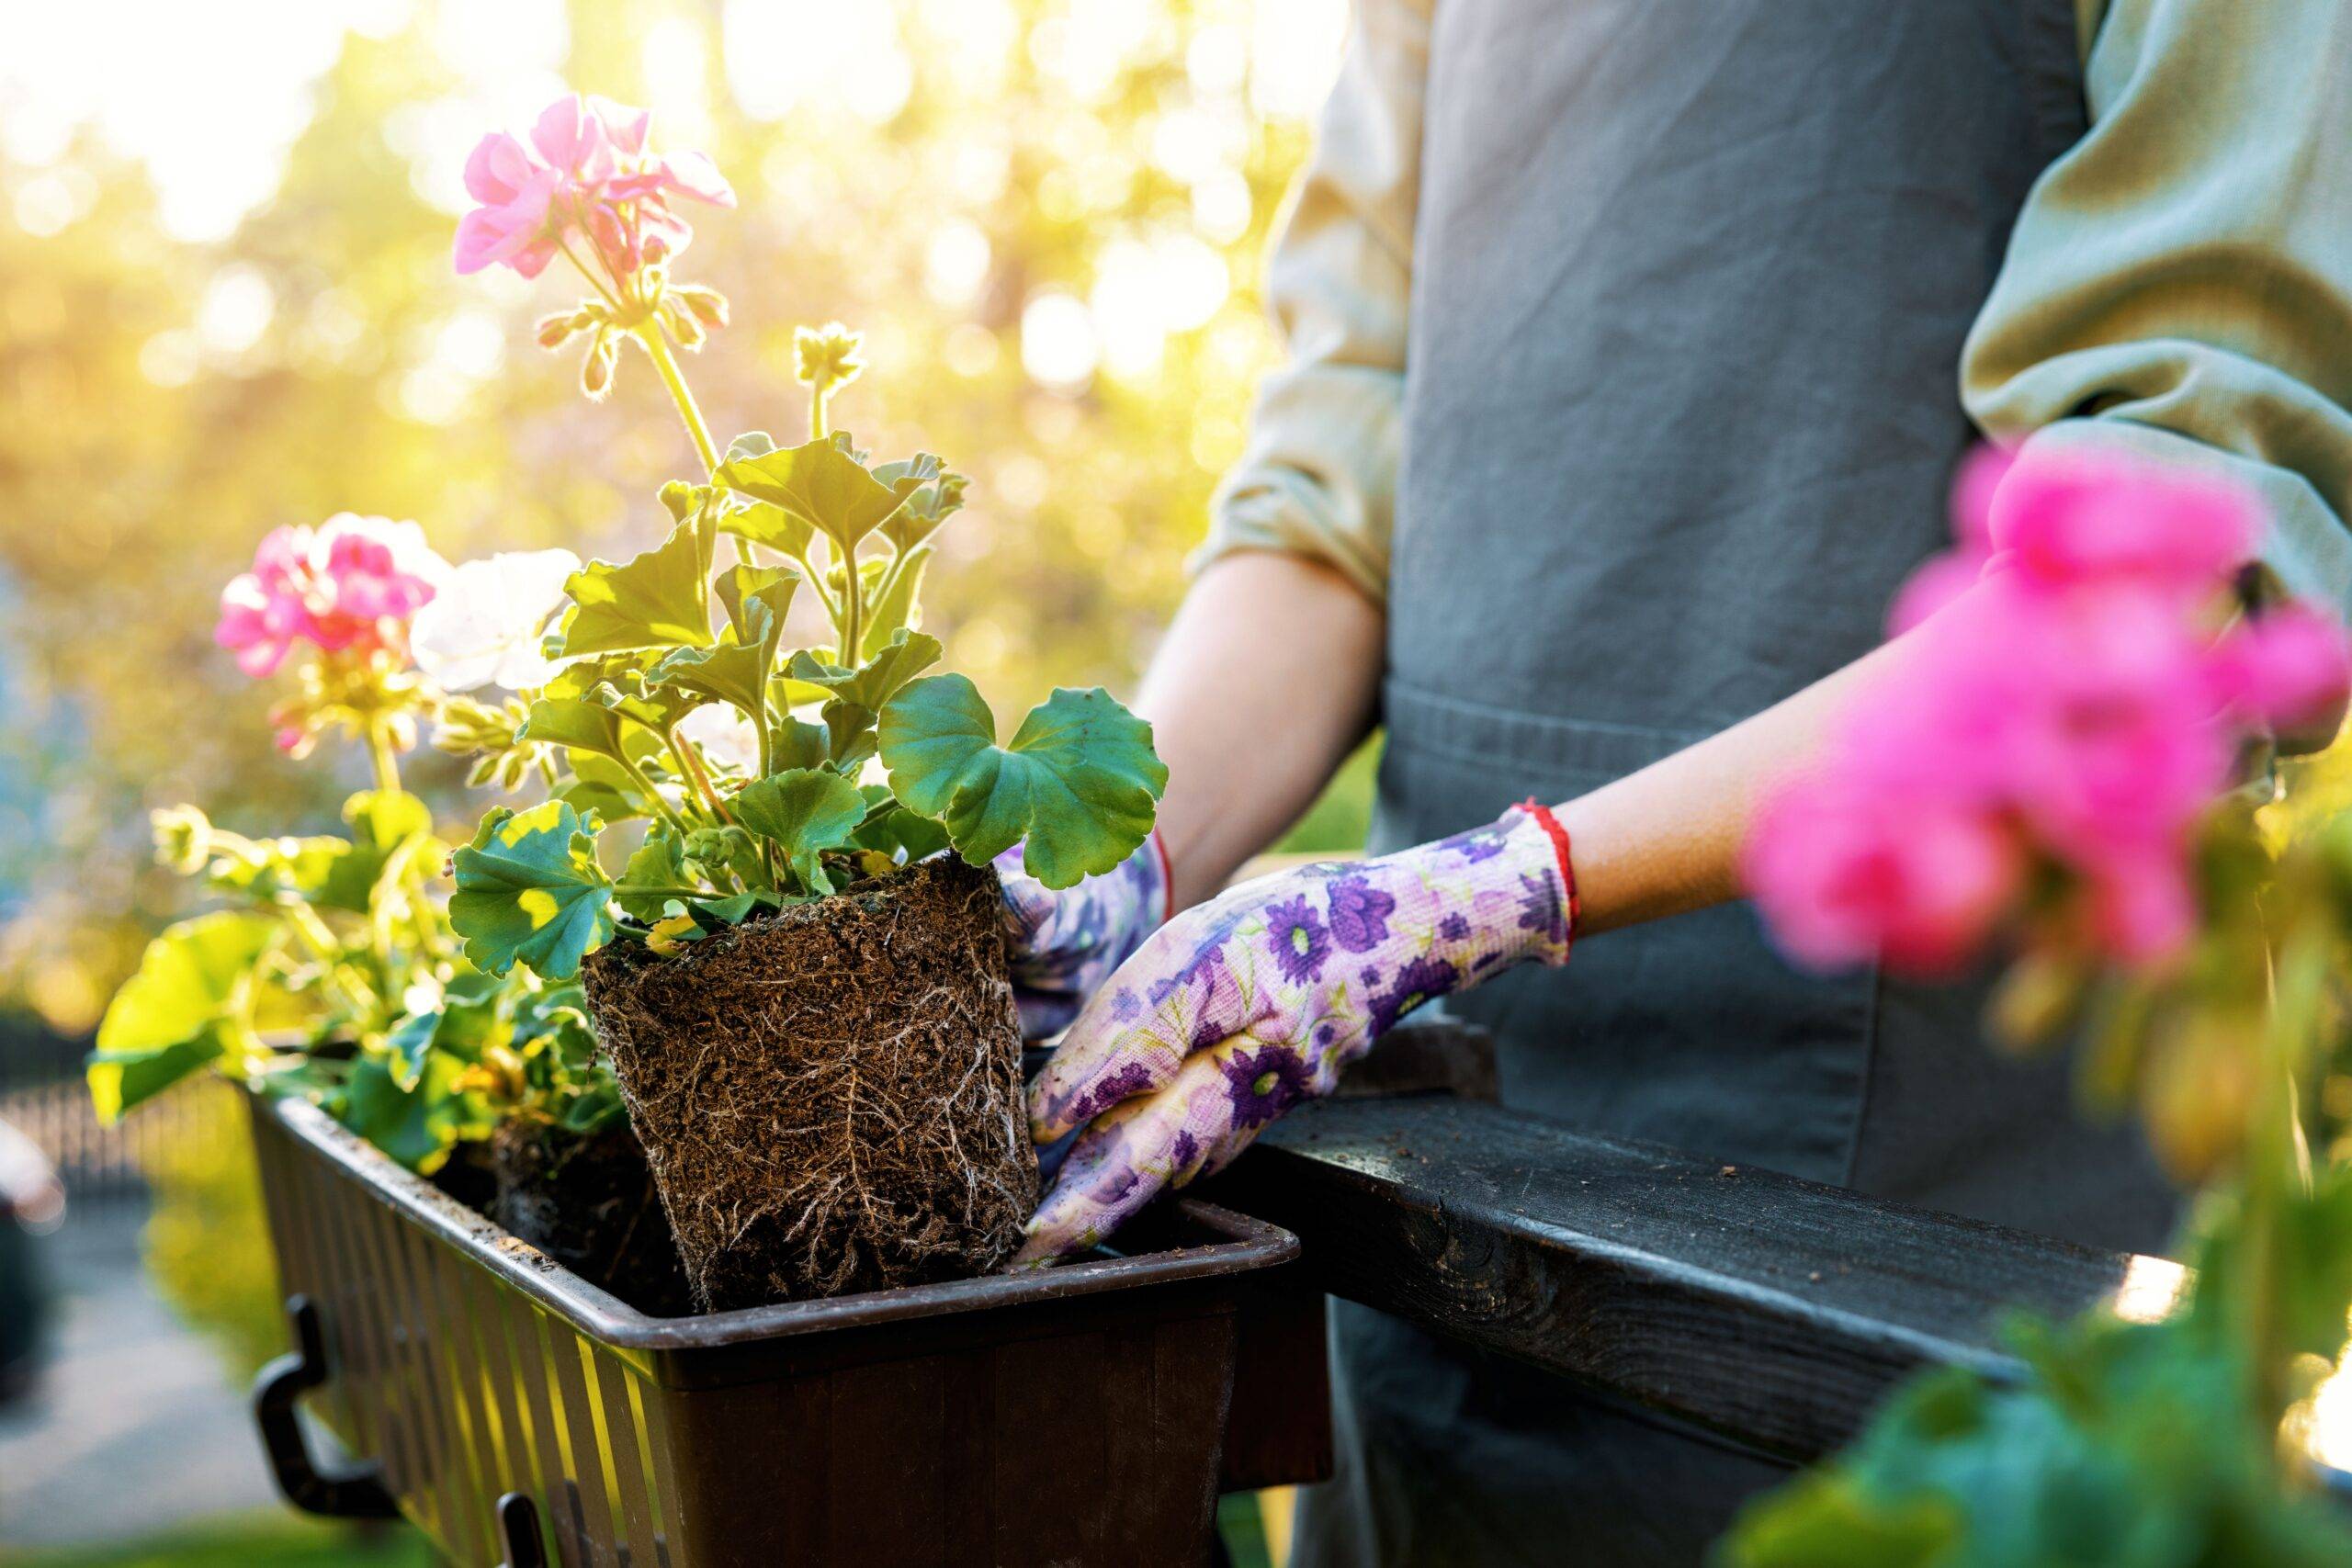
<box><xmin>1962</xmin><ymin>0</ymin><xmax>2352</xmax><ymax>615</ymax></box>
<box><xmin>1194</xmin><ymin>0</ymin><xmax>1430</xmax><ymax>604</ymax></box>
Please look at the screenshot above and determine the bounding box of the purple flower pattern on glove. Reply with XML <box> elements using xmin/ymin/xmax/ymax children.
<box><xmin>996</xmin><ymin>832</ymin><xmax>1170</xmax><ymax>1040</ymax></box>
<box><xmin>1017</xmin><ymin>807</ymin><xmax>1573</xmax><ymax>1264</ymax></box>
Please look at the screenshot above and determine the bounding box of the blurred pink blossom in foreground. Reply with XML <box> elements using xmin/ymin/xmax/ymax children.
<box><xmin>454</xmin><ymin>94</ymin><xmax>735</xmax><ymax>281</ymax></box>
<box><xmin>1748</xmin><ymin>446</ymin><xmax>2351</xmax><ymax>975</ymax></box>
<box><xmin>215</xmin><ymin>514</ymin><xmax>447</xmax><ymax>679</ymax></box>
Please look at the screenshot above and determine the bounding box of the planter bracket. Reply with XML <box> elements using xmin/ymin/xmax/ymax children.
<box><xmin>251</xmin><ymin>1294</ymin><xmax>401</xmax><ymax>1519</ymax></box>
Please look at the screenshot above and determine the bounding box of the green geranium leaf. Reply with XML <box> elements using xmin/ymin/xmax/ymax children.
<box><xmin>449</xmin><ymin>802</ymin><xmax>616</xmax><ymax>979</ymax></box>
<box><xmin>339</xmin><ymin>1052</ymin><xmax>490</xmax><ymax>1175</ymax></box>
<box><xmin>718</xmin><ymin>498</ymin><xmax>815</xmax><ymax>559</ymax></box>
<box><xmin>786</xmin><ymin>629</ymin><xmax>942</xmax><ymax>712</ymax></box>
<box><xmin>383</xmin><ymin>992</ymin><xmax>499</xmax><ymax>1092</ymax></box>
<box><xmin>554</xmin><ymin>517</ymin><xmax>715</xmax><ymax>657</ymax></box>
<box><xmin>558</xmin><ymin>1081</ymin><xmax>628</xmax><ymax>1134</ymax></box>
<box><xmin>555</xmin><ymin>752</ymin><xmax>649</xmax><ymax>823</ymax></box>
<box><xmin>649</xmin><ymin>568</ymin><xmax>794</xmax><ymax>721</ymax></box>
<box><xmin>872</xmin><ymin>455</ymin><xmax>965</xmax><ymax>553</ymax></box>
<box><xmin>733</xmin><ymin>768</ymin><xmax>865</xmax><ymax>894</ymax></box>
<box><xmin>823</xmin><ymin>700</ymin><xmax>879</xmax><ymax>773</ymax></box>
<box><xmin>684</xmin><ymin>890</ymin><xmax>783</xmax><ymax>931</ymax></box>
<box><xmin>767</xmin><ymin>714</ymin><xmax>831</xmax><ymax>773</ymax></box>
<box><xmin>878</xmin><ymin>677</ymin><xmax>1166</xmax><ymax>888</ymax></box>
<box><xmin>853</xmin><ymin>800</ymin><xmax>952</xmax><ymax>864</ymax></box>
<box><xmin>89</xmin><ymin>911</ymin><xmax>279</xmax><ymax>1122</ymax></box>
<box><xmin>864</xmin><ymin>543</ymin><xmax>933</xmax><ymax>658</ymax></box>
<box><xmin>716</xmin><ymin>436</ymin><xmax>906</xmax><ymax>556</ymax></box>
<box><xmin>616</xmin><ymin>825</ymin><xmax>693</xmax><ymax>921</ymax></box>
<box><xmin>522</xmin><ymin>694</ymin><xmax>630</xmax><ymax>762</ymax></box>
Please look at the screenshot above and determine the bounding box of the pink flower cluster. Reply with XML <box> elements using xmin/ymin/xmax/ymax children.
<box><xmin>1747</xmin><ymin>446</ymin><xmax>2351</xmax><ymax>974</ymax></box>
<box><xmin>215</xmin><ymin>514</ymin><xmax>447</xmax><ymax>680</ymax></box>
<box><xmin>455</xmin><ymin>95</ymin><xmax>734</xmax><ymax>281</ymax></box>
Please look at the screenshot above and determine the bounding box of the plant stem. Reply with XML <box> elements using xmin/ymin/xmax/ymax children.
<box><xmin>366</xmin><ymin>717</ymin><xmax>401</xmax><ymax>796</ymax></box>
<box><xmin>809</xmin><ymin>371</ymin><xmax>832</xmax><ymax>443</ymax></box>
<box><xmin>615</xmin><ymin>750</ymin><xmax>693</xmax><ymax>839</ymax></box>
<box><xmin>666</xmin><ymin>723</ymin><xmax>735</xmax><ymax>823</ymax></box>
<box><xmin>635</xmin><ymin>322</ymin><xmax>723</xmax><ymax>479</ymax></box>
<box><xmin>558</xmin><ymin>237</ymin><xmax>627</xmax><ymax>314</ymax></box>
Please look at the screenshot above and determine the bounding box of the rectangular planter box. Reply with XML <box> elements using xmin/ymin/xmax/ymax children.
<box><xmin>245</xmin><ymin>1093</ymin><xmax>1320</xmax><ymax>1567</ymax></box>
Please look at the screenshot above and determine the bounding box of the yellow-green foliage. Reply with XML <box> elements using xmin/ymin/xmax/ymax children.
<box><xmin>141</xmin><ymin>1086</ymin><xmax>284</xmax><ymax>1382</ymax></box>
<box><xmin>0</xmin><ymin>0</ymin><xmax>1324</xmax><ymax>1034</ymax></box>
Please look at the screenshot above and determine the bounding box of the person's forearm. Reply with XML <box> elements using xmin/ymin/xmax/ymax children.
<box><xmin>1556</xmin><ymin>630</ymin><xmax>1921</xmax><ymax>936</ymax></box>
<box><xmin>1138</xmin><ymin>550</ymin><xmax>1385</xmax><ymax>910</ymax></box>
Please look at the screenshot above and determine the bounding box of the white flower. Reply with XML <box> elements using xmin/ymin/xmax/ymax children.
<box><xmin>675</xmin><ymin>704</ymin><xmax>761</xmax><ymax>776</ymax></box>
<box><xmin>410</xmin><ymin>548</ymin><xmax>581</xmax><ymax>692</ymax></box>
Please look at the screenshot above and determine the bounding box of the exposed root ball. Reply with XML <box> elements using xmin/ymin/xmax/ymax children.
<box><xmin>583</xmin><ymin>855</ymin><xmax>1036</xmax><ymax>1310</ymax></box>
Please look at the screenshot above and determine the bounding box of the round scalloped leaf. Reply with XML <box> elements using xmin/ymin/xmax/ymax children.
<box><xmin>877</xmin><ymin>676</ymin><xmax>1165</xmax><ymax>888</ymax></box>
<box><xmin>448</xmin><ymin>801</ymin><xmax>616</xmax><ymax>979</ymax></box>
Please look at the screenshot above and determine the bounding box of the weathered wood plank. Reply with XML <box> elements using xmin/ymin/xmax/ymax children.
<box><xmin>1207</xmin><ymin>1092</ymin><xmax>2176</xmax><ymax>1461</ymax></box>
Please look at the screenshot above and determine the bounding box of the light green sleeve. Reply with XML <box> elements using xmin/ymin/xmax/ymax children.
<box><xmin>1964</xmin><ymin>0</ymin><xmax>2352</xmax><ymax>614</ymax></box>
<box><xmin>1193</xmin><ymin>0</ymin><xmax>1431</xmax><ymax>604</ymax></box>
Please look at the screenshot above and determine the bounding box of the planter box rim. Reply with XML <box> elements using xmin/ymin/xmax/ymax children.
<box><xmin>262</xmin><ymin>1093</ymin><xmax>1298</xmax><ymax>1352</ymax></box>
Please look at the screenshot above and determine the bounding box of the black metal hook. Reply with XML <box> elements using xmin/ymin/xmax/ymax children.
<box><xmin>496</xmin><ymin>1491</ymin><xmax>549</xmax><ymax>1568</ymax></box>
<box><xmin>250</xmin><ymin>1294</ymin><xmax>400</xmax><ymax>1519</ymax></box>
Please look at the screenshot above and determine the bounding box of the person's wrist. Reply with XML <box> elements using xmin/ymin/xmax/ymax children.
<box><xmin>1388</xmin><ymin>805</ymin><xmax>1575</xmax><ymax>978</ymax></box>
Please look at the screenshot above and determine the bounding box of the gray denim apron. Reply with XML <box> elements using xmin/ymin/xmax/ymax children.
<box><xmin>1293</xmin><ymin>3</ymin><xmax>2181</xmax><ymax>1563</ymax></box>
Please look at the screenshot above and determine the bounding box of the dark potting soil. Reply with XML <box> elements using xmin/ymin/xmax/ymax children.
<box><xmin>583</xmin><ymin>853</ymin><xmax>1037</xmax><ymax>1310</ymax></box>
<box><xmin>489</xmin><ymin>1118</ymin><xmax>697</xmax><ymax>1317</ymax></box>
<box><xmin>430</xmin><ymin>1138</ymin><xmax>500</xmax><ymax>1213</ymax></box>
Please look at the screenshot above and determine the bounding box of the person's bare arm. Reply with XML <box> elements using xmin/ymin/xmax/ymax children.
<box><xmin>1136</xmin><ymin>550</ymin><xmax>1385</xmax><ymax>911</ymax></box>
<box><xmin>1559</xmin><ymin>632</ymin><xmax>1915</xmax><ymax>935</ymax></box>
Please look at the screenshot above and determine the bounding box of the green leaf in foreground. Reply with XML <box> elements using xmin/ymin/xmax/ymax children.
<box><xmin>786</xmin><ymin>629</ymin><xmax>942</xmax><ymax>712</ymax></box>
<box><xmin>877</xmin><ymin>677</ymin><xmax>1166</xmax><ymax>888</ymax></box>
<box><xmin>733</xmin><ymin>768</ymin><xmax>866</xmax><ymax>894</ymax></box>
<box><xmin>553</xmin><ymin>518</ymin><xmax>715</xmax><ymax>657</ymax></box>
<box><xmin>716</xmin><ymin>435</ymin><xmax>906</xmax><ymax>555</ymax></box>
<box><xmin>89</xmin><ymin>911</ymin><xmax>279</xmax><ymax>1122</ymax></box>
<box><xmin>448</xmin><ymin>801</ymin><xmax>616</xmax><ymax>979</ymax></box>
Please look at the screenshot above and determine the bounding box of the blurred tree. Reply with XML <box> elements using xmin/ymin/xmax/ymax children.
<box><xmin>0</xmin><ymin>0</ymin><xmax>1340</xmax><ymax>1029</ymax></box>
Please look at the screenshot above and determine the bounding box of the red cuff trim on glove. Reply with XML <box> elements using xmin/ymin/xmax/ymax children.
<box><xmin>1516</xmin><ymin>799</ymin><xmax>1578</xmax><ymax>936</ymax></box>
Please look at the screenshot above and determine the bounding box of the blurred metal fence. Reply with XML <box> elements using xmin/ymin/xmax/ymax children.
<box><xmin>0</xmin><ymin>1021</ymin><xmax>235</xmax><ymax>1213</ymax></box>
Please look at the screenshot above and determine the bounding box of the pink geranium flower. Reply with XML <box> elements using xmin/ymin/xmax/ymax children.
<box><xmin>216</xmin><ymin>514</ymin><xmax>447</xmax><ymax>678</ymax></box>
<box><xmin>1985</xmin><ymin>450</ymin><xmax>2258</xmax><ymax>605</ymax></box>
<box><xmin>1745</xmin><ymin>776</ymin><xmax>2023</xmax><ymax>975</ymax></box>
<box><xmin>1752</xmin><ymin>442</ymin><xmax>2348</xmax><ymax>977</ymax></box>
<box><xmin>454</xmin><ymin>95</ymin><xmax>735</xmax><ymax>281</ymax></box>
<box><xmin>2210</xmin><ymin>603</ymin><xmax>2352</xmax><ymax>731</ymax></box>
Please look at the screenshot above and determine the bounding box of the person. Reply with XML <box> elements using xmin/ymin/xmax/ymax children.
<box><xmin>997</xmin><ymin>1</ymin><xmax>2352</xmax><ymax>1562</ymax></box>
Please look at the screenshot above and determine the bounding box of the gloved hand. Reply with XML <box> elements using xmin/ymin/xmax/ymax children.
<box><xmin>995</xmin><ymin>830</ymin><xmax>1172</xmax><ymax>1041</ymax></box>
<box><xmin>1016</xmin><ymin>802</ymin><xmax>1576</xmax><ymax>1264</ymax></box>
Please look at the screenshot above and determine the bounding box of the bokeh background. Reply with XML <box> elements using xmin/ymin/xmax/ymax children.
<box><xmin>0</xmin><ymin>1</ymin><xmax>1364</xmax><ymax>1560</ymax></box>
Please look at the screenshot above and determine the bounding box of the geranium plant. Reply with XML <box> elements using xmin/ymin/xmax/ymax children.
<box><xmin>93</xmin><ymin>515</ymin><xmax>623</xmax><ymax>1175</ymax></box>
<box><xmin>432</xmin><ymin>93</ymin><xmax>1165</xmax><ymax>1307</ymax></box>
<box><xmin>1725</xmin><ymin>449</ymin><xmax>2352</xmax><ymax>1563</ymax></box>
<box><xmin>437</xmin><ymin>96</ymin><xmax>1166</xmax><ymax>987</ymax></box>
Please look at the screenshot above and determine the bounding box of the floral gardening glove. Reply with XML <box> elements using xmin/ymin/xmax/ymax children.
<box><xmin>1015</xmin><ymin>803</ymin><xmax>1575</xmax><ymax>1264</ymax></box>
<box><xmin>995</xmin><ymin>830</ymin><xmax>1172</xmax><ymax>1041</ymax></box>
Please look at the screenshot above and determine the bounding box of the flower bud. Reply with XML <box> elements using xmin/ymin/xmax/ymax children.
<box><xmin>536</xmin><ymin>308</ymin><xmax>594</xmax><ymax>351</ymax></box>
<box><xmin>581</xmin><ymin>333</ymin><xmax>618</xmax><ymax>400</ymax></box>
<box><xmin>675</xmin><ymin>286</ymin><xmax>729</xmax><ymax>330</ymax></box>
<box><xmin>152</xmin><ymin>804</ymin><xmax>213</xmax><ymax>875</ymax></box>
<box><xmin>663</xmin><ymin>296</ymin><xmax>707</xmax><ymax>351</ymax></box>
<box><xmin>794</xmin><ymin>321</ymin><xmax>865</xmax><ymax>389</ymax></box>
